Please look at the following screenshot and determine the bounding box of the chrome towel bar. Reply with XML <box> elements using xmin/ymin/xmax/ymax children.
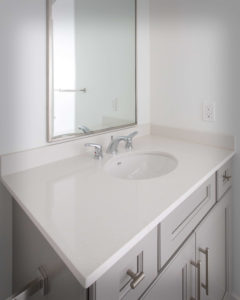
<box><xmin>54</xmin><ymin>88</ymin><xmax>87</xmax><ymax>93</ymax></box>
<box><xmin>6</xmin><ymin>266</ymin><xmax>48</xmax><ymax>300</ymax></box>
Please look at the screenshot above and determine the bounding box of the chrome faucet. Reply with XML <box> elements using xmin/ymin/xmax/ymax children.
<box><xmin>78</xmin><ymin>125</ymin><xmax>91</xmax><ymax>134</ymax></box>
<box><xmin>85</xmin><ymin>143</ymin><xmax>103</xmax><ymax>159</ymax></box>
<box><xmin>106</xmin><ymin>131</ymin><xmax>138</xmax><ymax>154</ymax></box>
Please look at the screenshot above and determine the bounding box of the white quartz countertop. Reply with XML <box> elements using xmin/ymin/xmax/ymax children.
<box><xmin>1</xmin><ymin>134</ymin><xmax>234</xmax><ymax>288</ymax></box>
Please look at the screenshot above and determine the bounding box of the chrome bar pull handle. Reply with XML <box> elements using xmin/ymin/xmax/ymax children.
<box><xmin>127</xmin><ymin>269</ymin><xmax>145</xmax><ymax>289</ymax></box>
<box><xmin>191</xmin><ymin>261</ymin><xmax>201</xmax><ymax>300</ymax></box>
<box><xmin>199</xmin><ymin>248</ymin><xmax>209</xmax><ymax>296</ymax></box>
<box><xmin>6</xmin><ymin>267</ymin><xmax>48</xmax><ymax>300</ymax></box>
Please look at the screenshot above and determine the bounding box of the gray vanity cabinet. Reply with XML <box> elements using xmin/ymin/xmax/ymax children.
<box><xmin>8</xmin><ymin>161</ymin><xmax>232</xmax><ymax>300</ymax></box>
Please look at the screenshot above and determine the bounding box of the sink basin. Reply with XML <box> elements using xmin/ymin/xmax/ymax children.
<box><xmin>104</xmin><ymin>152</ymin><xmax>178</xmax><ymax>180</ymax></box>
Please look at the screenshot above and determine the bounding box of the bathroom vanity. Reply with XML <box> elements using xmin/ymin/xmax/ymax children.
<box><xmin>0</xmin><ymin>0</ymin><xmax>237</xmax><ymax>298</ymax></box>
<box><xmin>0</xmin><ymin>129</ymin><xmax>234</xmax><ymax>300</ymax></box>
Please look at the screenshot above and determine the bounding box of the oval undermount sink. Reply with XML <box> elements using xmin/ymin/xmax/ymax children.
<box><xmin>104</xmin><ymin>152</ymin><xmax>178</xmax><ymax>180</ymax></box>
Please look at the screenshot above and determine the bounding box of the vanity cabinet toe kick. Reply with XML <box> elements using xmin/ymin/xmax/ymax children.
<box><xmin>9</xmin><ymin>160</ymin><xmax>232</xmax><ymax>300</ymax></box>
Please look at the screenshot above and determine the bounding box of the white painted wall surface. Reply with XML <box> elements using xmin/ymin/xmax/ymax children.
<box><xmin>0</xmin><ymin>0</ymin><xmax>47</xmax><ymax>155</ymax></box>
<box><xmin>150</xmin><ymin>0</ymin><xmax>236</xmax><ymax>134</ymax></box>
<box><xmin>150</xmin><ymin>0</ymin><xmax>240</xmax><ymax>296</ymax></box>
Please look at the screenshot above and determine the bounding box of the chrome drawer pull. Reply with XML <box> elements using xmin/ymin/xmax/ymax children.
<box><xmin>191</xmin><ymin>261</ymin><xmax>201</xmax><ymax>300</ymax></box>
<box><xmin>199</xmin><ymin>248</ymin><xmax>209</xmax><ymax>296</ymax></box>
<box><xmin>6</xmin><ymin>266</ymin><xmax>48</xmax><ymax>300</ymax></box>
<box><xmin>127</xmin><ymin>269</ymin><xmax>145</xmax><ymax>289</ymax></box>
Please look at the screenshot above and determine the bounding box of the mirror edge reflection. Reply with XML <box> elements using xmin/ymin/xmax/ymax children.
<box><xmin>46</xmin><ymin>0</ymin><xmax>138</xmax><ymax>143</ymax></box>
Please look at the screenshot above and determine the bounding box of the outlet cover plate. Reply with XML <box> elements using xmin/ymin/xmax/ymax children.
<box><xmin>203</xmin><ymin>102</ymin><xmax>216</xmax><ymax>122</ymax></box>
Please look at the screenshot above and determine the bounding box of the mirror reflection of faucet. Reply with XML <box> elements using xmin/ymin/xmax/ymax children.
<box><xmin>78</xmin><ymin>125</ymin><xmax>91</xmax><ymax>134</ymax></box>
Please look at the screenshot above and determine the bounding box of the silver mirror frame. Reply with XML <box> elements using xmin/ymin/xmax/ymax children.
<box><xmin>46</xmin><ymin>0</ymin><xmax>138</xmax><ymax>143</ymax></box>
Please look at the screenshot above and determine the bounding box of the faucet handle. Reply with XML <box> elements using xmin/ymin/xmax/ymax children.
<box><xmin>125</xmin><ymin>131</ymin><xmax>138</xmax><ymax>150</ymax></box>
<box><xmin>85</xmin><ymin>143</ymin><xmax>103</xmax><ymax>160</ymax></box>
<box><xmin>126</xmin><ymin>131</ymin><xmax>138</xmax><ymax>139</ymax></box>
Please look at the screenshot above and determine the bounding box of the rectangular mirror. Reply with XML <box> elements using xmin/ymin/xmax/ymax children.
<box><xmin>47</xmin><ymin>0</ymin><xmax>137</xmax><ymax>142</ymax></box>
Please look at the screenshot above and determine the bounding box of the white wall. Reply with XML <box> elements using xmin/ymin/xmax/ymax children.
<box><xmin>0</xmin><ymin>0</ymin><xmax>47</xmax><ymax>155</ymax></box>
<box><xmin>150</xmin><ymin>0</ymin><xmax>240</xmax><ymax>296</ymax></box>
<box><xmin>150</xmin><ymin>0</ymin><xmax>237</xmax><ymax>134</ymax></box>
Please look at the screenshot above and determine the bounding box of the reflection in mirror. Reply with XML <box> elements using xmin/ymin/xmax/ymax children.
<box><xmin>47</xmin><ymin>0</ymin><xmax>136</xmax><ymax>141</ymax></box>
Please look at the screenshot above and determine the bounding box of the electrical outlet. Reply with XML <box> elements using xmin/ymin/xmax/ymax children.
<box><xmin>203</xmin><ymin>102</ymin><xmax>216</xmax><ymax>122</ymax></box>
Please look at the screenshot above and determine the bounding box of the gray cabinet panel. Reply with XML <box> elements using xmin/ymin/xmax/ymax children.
<box><xmin>12</xmin><ymin>201</ymin><xmax>87</xmax><ymax>300</ymax></box>
<box><xmin>0</xmin><ymin>182</ymin><xmax>12</xmax><ymax>299</ymax></box>
<box><xmin>143</xmin><ymin>235</ymin><xmax>195</xmax><ymax>300</ymax></box>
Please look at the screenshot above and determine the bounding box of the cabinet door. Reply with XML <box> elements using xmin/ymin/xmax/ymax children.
<box><xmin>196</xmin><ymin>189</ymin><xmax>231</xmax><ymax>300</ymax></box>
<box><xmin>142</xmin><ymin>235</ymin><xmax>196</xmax><ymax>300</ymax></box>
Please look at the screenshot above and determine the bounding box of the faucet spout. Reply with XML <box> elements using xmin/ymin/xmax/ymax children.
<box><xmin>106</xmin><ymin>131</ymin><xmax>138</xmax><ymax>154</ymax></box>
<box><xmin>106</xmin><ymin>137</ymin><xmax>126</xmax><ymax>154</ymax></box>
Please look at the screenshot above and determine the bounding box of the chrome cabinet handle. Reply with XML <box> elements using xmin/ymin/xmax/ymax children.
<box><xmin>127</xmin><ymin>269</ymin><xmax>145</xmax><ymax>289</ymax></box>
<box><xmin>191</xmin><ymin>261</ymin><xmax>201</xmax><ymax>300</ymax></box>
<box><xmin>223</xmin><ymin>171</ymin><xmax>232</xmax><ymax>182</ymax></box>
<box><xmin>6</xmin><ymin>266</ymin><xmax>48</xmax><ymax>300</ymax></box>
<box><xmin>199</xmin><ymin>248</ymin><xmax>209</xmax><ymax>296</ymax></box>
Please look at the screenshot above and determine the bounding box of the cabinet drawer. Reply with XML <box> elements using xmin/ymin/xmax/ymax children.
<box><xmin>93</xmin><ymin>228</ymin><xmax>158</xmax><ymax>300</ymax></box>
<box><xmin>217</xmin><ymin>160</ymin><xmax>232</xmax><ymax>201</ymax></box>
<box><xmin>159</xmin><ymin>174</ymin><xmax>216</xmax><ymax>268</ymax></box>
